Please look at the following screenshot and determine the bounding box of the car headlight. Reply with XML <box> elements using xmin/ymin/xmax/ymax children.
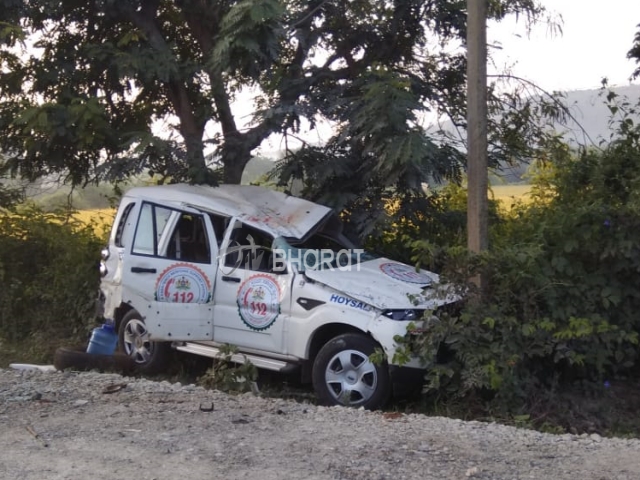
<box><xmin>382</xmin><ymin>309</ymin><xmax>423</xmax><ymax>321</ymax></box>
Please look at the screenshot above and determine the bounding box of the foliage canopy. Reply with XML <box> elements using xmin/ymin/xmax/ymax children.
<box><xmin>0</xmin><ymin>0</ymin><xmax>546</xmax><ymax>194</ymax></box>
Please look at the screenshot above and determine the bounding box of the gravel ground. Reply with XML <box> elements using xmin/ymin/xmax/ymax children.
<box><xmin>1</xmin><ymin>368</ymin><xmax>639</xmax><ymax>480</ymax></box>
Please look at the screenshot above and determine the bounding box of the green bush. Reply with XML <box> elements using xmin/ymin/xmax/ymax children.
<box><xmin>0</xmin><ymin>204</ymin><xmax>105</xmax><ymax>362</ymax></box>
<box><xmin>364</xmin><ymin>184</ymin><xmax>491</xmax><ymax>268</ymax></box>
<box><xmin>404</xmin><ymin>136</ymin><xmax>640</xmax><ymax>414</ymax></box>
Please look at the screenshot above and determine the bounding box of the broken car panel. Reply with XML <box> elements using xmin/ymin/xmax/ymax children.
<box><xmin>99</xmin><ymin>184</ymin><xmax>458</xmax><ymax>409</ymax></box>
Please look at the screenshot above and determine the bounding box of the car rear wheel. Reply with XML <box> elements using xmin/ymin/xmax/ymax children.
<box><xmin>312</xmin><ymin>333</ymin><xmax>391</xmax><ymax>410</ymax></box>
<box><xmin>118</xmin><ymin>310</ymin><xmax>170</xmax><ymax>375</ymax></box>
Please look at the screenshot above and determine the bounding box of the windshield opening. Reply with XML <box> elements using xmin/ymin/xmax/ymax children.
<box><xmin>273</xmin><ymin>233</ymin><xmax>377</xmax><ymax>273</ymax></box>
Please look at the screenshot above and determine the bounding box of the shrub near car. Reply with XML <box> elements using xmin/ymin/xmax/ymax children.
<box><xmin>99</xmin><ymin>184</ymin><xmax>456</xmax><ymax>409</ymax></box>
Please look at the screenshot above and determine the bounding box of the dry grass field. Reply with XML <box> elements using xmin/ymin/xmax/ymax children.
<box><xmin>491</xmin><ymin>184</ymin><xmax>532</xmax><ymax>208</ymax></box>
<box><xmin>71</xmin><ymin>186</ymin><xmax>532</xmax><ymax>232</ymax></box>
<box><xmin>73</xmin><ymin>208</ymin><xmax>116</xmax><ymax>237</ymax></box>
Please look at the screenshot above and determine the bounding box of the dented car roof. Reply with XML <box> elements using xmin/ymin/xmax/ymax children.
<box><xmin>124</xmin><ymin>184</ymin><xmax>333</xmax><ymax>240</ymax></box>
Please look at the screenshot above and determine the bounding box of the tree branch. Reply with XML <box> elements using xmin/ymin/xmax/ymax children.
<box><xmin>488</xmin><ymin>73</ymin><xmax>599</xmax><ymax>148</ymax></box>
<box><xmin>116</xmin><ymin>0</ymin><xmax>206</xmax><ymax>170</ymax></box>
<box><xmin>178</xmin><ymin>2</ymin><xmax>238</xmax><ymax>138</ymax></box>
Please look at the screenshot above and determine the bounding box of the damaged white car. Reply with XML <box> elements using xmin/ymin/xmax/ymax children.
<box><xmin>99</xmin><ymin>184</ymin><xmax>456</xmax><ymax>409</ymax></box>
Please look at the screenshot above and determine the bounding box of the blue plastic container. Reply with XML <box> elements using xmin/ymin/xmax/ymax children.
<box><xmin>86</xmin><ymin>323</ymin><xmax>118</xmax><ymax>355</ymax></box>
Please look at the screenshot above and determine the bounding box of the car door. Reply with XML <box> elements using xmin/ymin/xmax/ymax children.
<box><xmin>121</xmin><ymin>201</ymin><xmax>219</xmax><ymax>341</ymax></box>
<box><xmin>212</xmin><ymin>219</ymin><xmax>292</xmax><ymax>353</ymax></box>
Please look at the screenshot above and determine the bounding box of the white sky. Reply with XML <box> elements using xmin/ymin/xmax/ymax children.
<box><xmin>489</xmin><ymin>0</ymin><xmax>640</xmax><ymax>91</ymax></box>
<box><xmin>209</xmin><ymin>1</ymin><xmax>640</xmax><ymax>157</ymax></box>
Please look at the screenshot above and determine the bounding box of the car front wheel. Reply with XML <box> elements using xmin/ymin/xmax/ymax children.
<box><xmin>312</xmin><ymin>333</ymin><xmax>391</xmax><ymax>409</ymax></box>
<box><xmin>118</xmin><ymin>310</ymin><xmax>170</xmax><ymax>375</ymax></box>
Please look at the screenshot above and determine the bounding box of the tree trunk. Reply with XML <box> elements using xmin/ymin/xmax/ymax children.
<box><xmin>183</xmin><ymin>134</ymin><xmax>208</xmax><ymax>184</ymax></box>
<box><xmin>164</xmin><ymin>82</ymin><xmax>208</xmax><ymax>184</ymax></box>
<box><xmin>221</xmin><ymin>141</ymin><xmax>252</xmax><ymax>184</ymax></box>
<box><xmin>222</xmin><ymin>159</ymin><xmax>245</xmax><ymax>184</ymax></box>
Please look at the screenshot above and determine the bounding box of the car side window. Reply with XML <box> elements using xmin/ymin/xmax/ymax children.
<box><xmin>114</xmin><ymin>202</ymin><xmax>135</xmax><ymax>248</ymax></box>
<box><xmin>132</xmin><ymin>203</ymin><xmax>170</xmax><ymax>256</ymax></box>
<box><xmin>208</xmin><ymin>213</ymin><xmax>229</xmax><ymax>247</ymax></box>
<box><xmin>166</xmin><ymin>213</ymin><xmax>211</xmax><ymax>264</ymax></box>
<box><xmin>132</xmin><ymin>203</ymin><xmax>211</xmax><ymax>264</ymax></box>
<box><xmin>224</xmin><ymin>223</ymin><xmax>276</xmax><ymax>272</ymax></box>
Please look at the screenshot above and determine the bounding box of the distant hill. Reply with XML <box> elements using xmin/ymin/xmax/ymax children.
<box><xmin>245</xmin><ymin>85</ymin><xmax>640</xmax><ymax>186</ymax></box>
<box><xmin>559</xmin><ymin>84</ymin><xmax>640</xmax><ymax>146</ymax></box>
<box><xmin>485</xmin><ymin>84</ymin><xmax>640</xmax><ymax>183</ymax></box>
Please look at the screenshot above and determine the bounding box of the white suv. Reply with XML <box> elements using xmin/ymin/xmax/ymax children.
<box><xmin>99</xmin><ymin>184</ymin><xmax>455</xmax><ymax>409</ymax></box>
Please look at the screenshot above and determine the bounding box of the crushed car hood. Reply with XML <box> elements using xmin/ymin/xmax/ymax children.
<box><xmin>304</xmin><ymin>257</ymin><xmax>457</xmax><ymax>310</ymax></box>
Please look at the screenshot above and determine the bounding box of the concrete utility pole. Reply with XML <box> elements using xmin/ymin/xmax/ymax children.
<box><xmin>466</xmin><ymin>0</ymin><xmax>489</xmax><ymax>258</ymax></box>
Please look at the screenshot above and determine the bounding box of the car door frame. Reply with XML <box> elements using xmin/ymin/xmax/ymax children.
<box><xmin>212</xmin><ymin>218</ymin><xmax>293</xmax><ymax>354</ymax></box>
<box><xmin>120</xmin><ymin>200</ymin><xmax>219</xmax><ymax>342</ymax></box>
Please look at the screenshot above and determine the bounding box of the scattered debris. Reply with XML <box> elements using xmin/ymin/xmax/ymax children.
<box><xmin>25</xmin><ymin>425</ymin><xmax>49</xmax><ymax>447</ymax></box>
<box><xmin>382</xmin><ymin>412</ymin><xmax>404</xmax><ymax>421</ymax></box>
<box><xmin>10</xmin><ymin>364</ymin><xmax>57</xmax><ymax>373</ymax></box>
<box><xmin>102</xmin><ymin>383</ymin><xmax>127</xmax><ymax>394</ymax></box>
<box><xmin>465</xmin><ymin>466</ymin><xmax>479</xmax><ymax>477</ymax></box>
<box><xmin>231</xmin><ymin>417</ymin><xmax>251</xmax><ymax>424</ymax></box>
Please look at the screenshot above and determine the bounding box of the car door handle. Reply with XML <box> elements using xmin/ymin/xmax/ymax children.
<box><xmin>131</xmin><ymin>267</ymin><xmax>157</xmax><ymax>274</ymax></box>
<box><xmin>222</xmin><ymin>275</ymin><xmax>241</xmax><ymax>283</ymax></box>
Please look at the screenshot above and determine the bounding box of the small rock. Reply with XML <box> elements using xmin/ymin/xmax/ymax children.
<box><xmin>465</xmin><ymin>466</ymin><xmax>479</xmax><ymax>477</ymax></box>
<box><xmin>73</xmin><ymin>399</ymin><xmax>89</xmax><ymax>407</ymax></box>
<box><xmin>590</xmin><ymin>433</ymin><xmax>602</xmax><ymax>443</ymax></box>
<box><xmin>231</xmin><ymin>417</ymin><xmax>251</xmax><ymax>424</ymax></box>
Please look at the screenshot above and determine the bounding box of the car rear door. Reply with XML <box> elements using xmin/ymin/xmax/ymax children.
<box><xmin>121</xmin><ymin>201</ymin><xmax>219</xmax><ymax>341</ymax></box>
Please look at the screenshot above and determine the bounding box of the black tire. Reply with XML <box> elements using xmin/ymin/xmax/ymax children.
<box><xmin>53</xmin><ymin>346</ymin><xmax>136</xmax><ymax>374</ymax></box>
<box><xmin>312</xmin><ymin>333</ymin><xmax>391</xmax><ymax>410</ymax></box>
<box><xmin>118</xmin><ymin>310</ymin><xmax>170</xmax><ymax>375</ymax></box>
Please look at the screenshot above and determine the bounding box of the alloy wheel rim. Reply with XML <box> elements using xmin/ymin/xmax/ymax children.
<box><xmin>324</xmin><ymin>349</ymin><xmax>377</xmax><ymax>405</ymax></box>
<box><xmin>122</xmin><ymin>319</ymin><xmax>154</xmax><ymax>364</ymax></box>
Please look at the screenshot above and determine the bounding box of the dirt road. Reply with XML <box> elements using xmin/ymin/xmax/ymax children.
<box><xmin>1</xmin><ymin>369</ymin><xmax>639</xmax><ymax>480</ymax></box>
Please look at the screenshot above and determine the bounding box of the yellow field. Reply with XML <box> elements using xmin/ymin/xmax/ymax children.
<box><xmin>72</xmin><ymin>187</ymin><xmax>531</xmax><ymax>232</ymax></box>
<box><xmin>491</xmin><ymin>184</ymin><xmax>532</xmax><ymax>208</ymax></box>
<box><xmin>73</xmin><ymin>208</ymin><xmax>116</xmax><ymax>236</ymax></box>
